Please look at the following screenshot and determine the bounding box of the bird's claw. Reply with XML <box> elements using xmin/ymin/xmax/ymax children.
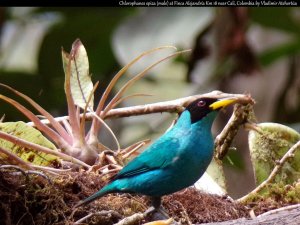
<box><xmin>145</xmin><ymin>206</ymin><xmax>170</xmax><ymax>221</ymax></box>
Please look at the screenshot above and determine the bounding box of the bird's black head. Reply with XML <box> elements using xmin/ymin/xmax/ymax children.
<box><xmin>186</xmin><ymin>98</ymin><xmax>218</xmax><ymax>124</ymax></box>
<box><xmin>185</xmin><ymin>97</ymin><xmax>237</xmax><ymax>123</ymax></box>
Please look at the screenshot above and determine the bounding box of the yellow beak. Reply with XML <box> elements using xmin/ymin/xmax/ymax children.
<box><xmin>209</xmin><ymin>97</ymin><xmax>237</xmax><ymax>110</ymax></box>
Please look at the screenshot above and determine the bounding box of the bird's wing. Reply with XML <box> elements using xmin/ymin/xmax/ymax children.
<box><xmin>112</xmin><ymin>134</ymin><xmax>180</xmax><ymax>180</ymax></box>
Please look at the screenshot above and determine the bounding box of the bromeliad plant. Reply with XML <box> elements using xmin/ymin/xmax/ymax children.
<box><xmin>2</xmin><ymin>39</ymin><xmax>299</xmax><ymax>213</ymax></box>
<box><xmin>0</xmin><ymin>39</ymin><xmax>187</xmax><ymax>171</ymax></box>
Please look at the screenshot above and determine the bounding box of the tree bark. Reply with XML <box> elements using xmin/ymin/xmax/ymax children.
<box><xmin>200</xmin><ymin>204</ymin><xmax>300</xmax><ymax>225</ymax></box>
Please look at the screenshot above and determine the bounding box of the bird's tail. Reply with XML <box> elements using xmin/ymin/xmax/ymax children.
<box><xmin>73</xmin><ymin>184</ymin><xmax>114</xmax><ymax>208</ymax></box>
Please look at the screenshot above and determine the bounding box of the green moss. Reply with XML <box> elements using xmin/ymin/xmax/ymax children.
<box><xmin>244</xmin><ymin>181</ymin><xmax>300</xmax><ymax>209</ymax></box>
<box><xmin>248</xmin><ymin>123</ymin><xmax>300</xmax><ymax>185</ymax></box>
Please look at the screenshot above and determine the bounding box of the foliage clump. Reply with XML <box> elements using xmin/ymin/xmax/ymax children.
<box><xmin>244</xmin><ymin>180</ymin><xmax>300</xmax><ymax>215</ymax></box>
<box><xmin>0</xmin><ymin>168</ymin><xmax>250</xmax><ymax>225</ymax></box>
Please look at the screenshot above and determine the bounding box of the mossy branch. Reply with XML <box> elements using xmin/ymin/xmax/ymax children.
<box><xmin>238</xmin><ymin>140</ymin><xmax>300</xmax><ymax>203</ymax></box>
<box><xmin>215</xmin><ymin>103</ymin><xmax>256</xmax><ymax>160</ymax></box>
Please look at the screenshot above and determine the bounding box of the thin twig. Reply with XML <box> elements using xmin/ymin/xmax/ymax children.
<box><xmin>98</xmin><ymin>168</ymin><xmax>121</xmax><ymax>178</ymax></box>
<box><xmin>74</xmin><ymin>210</ymin><xmax>121</xmax><ymax>224</ymax></box>
<box><xmin>113</xmin><ymin>206</ymin><xmax>173</xmax><ymax>225</ymax></box>
<box><xmin>88</xmin><ymin>163</ymin><xmax>122</xmax><ymax>174</ymax></box>
<box><xmin>0</xmin><ymin>164</ymin><xmax>55</xmax><ymax>182</ymax></box>
<box><xmin>0</xmin><ymin>164</ymin><xmax>29</xmax><ymax>182</ymax></box>
<box><xmin>143</xmin><ymin>218</ymin><xmax>173</xmax><ymax>225</ymax></box>
<box><xmin>120</xmin><ymin>140</ymin><xmax>150</xmax><ymax>159</ymax></box>
<box><xmin>244</xmin><ymin>122</ymin><xmax>264</xmax><ymax>135</ymax></box>
<box><xmin>113</xmin><ymin>213</ymin><xmax>145</xmax><ymax>225</ymax></box>
<box><xmin>118</xmin><ymin>139</ymin><xmax>150</xmax><ymax>155</ymax></box>
<box><xmin>238</xmin><ymin>140</ymin><xmax>300</xmax><ymax>203</ymax></box>
<box><xmin>175</xmin><ymin>200</ymin><xmax>192</xmax><ymax>225</ymax></box>
<box><xmin>0</xmin><ymin>164</ymin><xmax>28</xmax><ymax>176</ymax></box>
<box><xmin>26</xmin><ymin>170</ymin><xmax>53</xmax><ymax>184</ymax></box>
<box><xmin>27</xmin><ymin>92</ymin><xmax>254</xmax><ymax>126</ymax></box>
<box><xmin>32</xmin><ymin>165</ymin><xmax>72</xmax><ymax>173</ymax></box>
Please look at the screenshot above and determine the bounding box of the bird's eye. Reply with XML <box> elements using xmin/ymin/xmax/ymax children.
<box><xmin>197</xmin><ymin>100</ymin><xmax>206</xmax><ymax>107</ymax></box>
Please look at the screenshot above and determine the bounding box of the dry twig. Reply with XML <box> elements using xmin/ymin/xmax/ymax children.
<box><xmin>113</xmin><ymin>212</ymin><xmax>145</xmax><ymax>225</ymax></box>
<box><xmin>74</xmin><ymin>210</ymin><xmax>121</xmax><ymax>224</ymax></box>
<box><xmin>27</xmin><ymin>92</ymin><xmax>254</xmax><ymax>126</ymax></box>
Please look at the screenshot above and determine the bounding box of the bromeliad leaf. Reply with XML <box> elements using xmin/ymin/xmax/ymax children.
<box><xmin>249</xmin><ymin>122</ymin><xmax>300</xmax><ymax>185</ymax></box>
<box><xmin>0</xmin><ymin>121</ymin><xmax>61</xmax><ymax>167</ymax></box>
<box><xmin>62</xmin><ymin>39</ymin><xmax>94</xmax><ymax>111</ymax></box>
<box><xmin>195</xmin><ymin>158</ymin><xmax>227</xmax><ymax>196</ymax></box>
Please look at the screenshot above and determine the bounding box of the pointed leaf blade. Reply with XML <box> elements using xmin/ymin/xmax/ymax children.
<box><xmin>63</xmin><ymin>39</ymin><xmax>94</xmax><ymax>111</ymax></box>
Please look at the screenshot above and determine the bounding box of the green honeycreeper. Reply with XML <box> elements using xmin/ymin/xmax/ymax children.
<box><xmin>75</xmin><ymin>97</ymin><xmax>237</xmax><ymax>209</ymax></box>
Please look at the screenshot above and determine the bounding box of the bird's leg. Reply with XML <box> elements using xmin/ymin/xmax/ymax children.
<box><xmin>146</xmin><ymin>196</ymin><xmax>169</xmax><ymax>220</ymax></box>
<box><xmin>144</xmin><ymin>197</ymin><xmax>161</xmax><ymax>215</ymax></box>
<box><xmin>151</xmin><ymin>196</ymin><xmax>162</xmax><ymax>209</ymax></box>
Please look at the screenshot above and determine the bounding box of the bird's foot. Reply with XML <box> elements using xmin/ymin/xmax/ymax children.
<box><xmin>145</xmin><ymin>206</ymin><xmax>170</xmax><ymax>221</ymax></box>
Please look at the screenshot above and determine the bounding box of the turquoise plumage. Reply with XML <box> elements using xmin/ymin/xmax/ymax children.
<box><xmin>75</xmin><ymin>97</ymin><xmax>236</xmax><ymax>208</ymax></box>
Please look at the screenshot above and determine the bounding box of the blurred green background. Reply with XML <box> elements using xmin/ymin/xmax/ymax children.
<box><xmin>0</xmin><ymin>7</ymin><xmax>299</xmax><ymax>197</ymax></box>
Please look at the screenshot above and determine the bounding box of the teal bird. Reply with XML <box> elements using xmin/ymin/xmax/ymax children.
<box><xmin>75</xmin><ymin>97</ymin><xmax>237</xmax><ymax>209</ymax></box>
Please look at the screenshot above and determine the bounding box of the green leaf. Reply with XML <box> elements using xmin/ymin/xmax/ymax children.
<box><xmin>259</xmin><ymin>40</ymin><xmax>300</xmax><ymax>66</ymax></box>
<box><xmin>248</xmin><ymin>122</ymin><xmax>300</xmax><ymax>185</ymax></box>
<box><xmin>195</xmin><ymin>158</ymin><xmax>227</xmax><ymax>195</ymax></box>
<box><xmin>251</xmin><ymin>8</ymin><xmax>300</xmax><ymax>35</ymax></box>
<box><xmin>207</xmin><ymin>158</ymin><xmax>227</xmax><ymax>193</ymax></box>
<box><xmin>0</xmin><ymin>121</ymin><xmax>61</xmax><ymax>167</ymax></box>
<box><xmin>37</xmin><ymin>8</ymin><xmax>133</xmax><ymax>116</ymax></box>
<box><xmin>62</xmin><ymin>39</ymin><xmax>94</xmax><ymax>111</ymax></box>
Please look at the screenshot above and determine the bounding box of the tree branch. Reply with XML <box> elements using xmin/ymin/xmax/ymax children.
<box><xmin>27</xmin><ymin>92</ymin><xmax>254</xmax><ymax>126</ymax></box>
<box><xmin>215</xmin><ymin>103</ymin><xmax>255</xmax><ymax>160</ymax></box>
